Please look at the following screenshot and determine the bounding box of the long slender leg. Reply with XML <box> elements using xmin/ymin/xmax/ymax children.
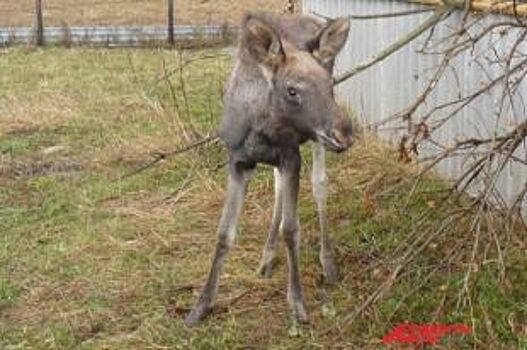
<box><xmin>311</xmin><ymin>142</ymin><xmax>339</xmax><ymax>283</ymax></box>
<box><xmin>184</xmin><ymin>166</ymin><xmax>252</xmax><ymax>327</ymax></box>
<box><xmin>280</xmin><ymin>153</ymin><xmax>308</xmax><ymax>322</ymax></box>
<box><xmin>257</xmin><ymin>167</ymin><xmax>282</xmax><ymax>277</ymax></box>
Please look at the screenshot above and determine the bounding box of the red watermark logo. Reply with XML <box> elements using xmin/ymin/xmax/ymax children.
<box><xmin>382</xmin><ymin>323</ymin><xmax>471</xmax><ymax>345</ymax></box>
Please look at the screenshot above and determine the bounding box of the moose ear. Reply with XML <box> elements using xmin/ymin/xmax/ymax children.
<box><xmin>314</xmin><ymin>17</ymin><xmax>350</xmax><ymax>65</ymax></box>
<box><xmin>243</xmin><ymin>14</ymin><xmax>285</xmax><ymax>71</ymax></box>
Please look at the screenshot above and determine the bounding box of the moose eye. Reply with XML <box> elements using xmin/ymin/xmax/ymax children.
<box><xmin>286</xmin><ymin>87</ymin><xmax>301</xmax><ymax>105</ymax></box>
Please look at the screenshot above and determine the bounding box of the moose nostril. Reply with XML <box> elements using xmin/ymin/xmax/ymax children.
<box><xmin>331</xmin><ymin>128</ymin><xmax>355</xmax><ymax>150</ymax></box>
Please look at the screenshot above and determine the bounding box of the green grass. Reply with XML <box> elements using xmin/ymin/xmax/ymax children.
<box><xmin>1</xmin><ymin>47</ymin><xmax>526</xmax><ymax>349</ymax></box>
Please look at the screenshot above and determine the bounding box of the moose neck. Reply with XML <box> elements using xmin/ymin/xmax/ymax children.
<box><xmin>221</xmin><ymin>50</ymin><xmax>309</xmax><ymax>168</ymax></box>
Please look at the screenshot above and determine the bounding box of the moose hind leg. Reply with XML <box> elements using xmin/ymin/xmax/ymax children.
<box><xmin>281</xmin><ymin>155</ymin><xmax>308</xmax><ymax>323</ymax></box>
<box><xmin>257</xmin><ymin>168</ymin><xmax>282</xmax><ymax>277</ymax></box>
<box><xmin>312</xmin><ymin>143</ymin><xmax>339</xmax><ymax>284</ymax></box>
<box><xmin>184</xmin><ymin>167</ymin><xmax>252</xmax><ymax>327</ymax></box>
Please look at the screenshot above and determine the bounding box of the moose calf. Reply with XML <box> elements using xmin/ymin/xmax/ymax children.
<box><xmin>185</xmin><ymin>12</ymin><xmax>353</xmax><ymax>327</ymax></box>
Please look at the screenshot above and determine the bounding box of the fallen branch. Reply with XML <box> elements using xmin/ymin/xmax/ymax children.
<box><xmin>117</xmin><ymin>131</ymin><xmax>220</xmax><ymax>181</ymax></box>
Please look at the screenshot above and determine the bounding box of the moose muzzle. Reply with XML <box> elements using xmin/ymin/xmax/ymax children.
<box><xmin>316</xmin><ymin>107</ymin><xmax>354</xmax><ymax>153</ymax></box>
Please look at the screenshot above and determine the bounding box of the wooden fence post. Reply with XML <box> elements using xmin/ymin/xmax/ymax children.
<box><xmin>168</xmin><ymin>0</ymin><xmax>175</xmax><ymax>46</ymax></box>
<box><xmin>35</xmin><ymin>0</ymin><xmax>44</xmax><ymax>46</ymax></box>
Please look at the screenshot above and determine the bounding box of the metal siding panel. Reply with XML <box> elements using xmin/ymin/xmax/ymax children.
<box><xmin>303</xmin><ymin>0</ymin><xmax>526</xmax><ymax>215</ymax></box>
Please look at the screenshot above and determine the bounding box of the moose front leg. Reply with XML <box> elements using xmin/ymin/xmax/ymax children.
<box><xmin>184</xmin><ymin>165</ymin><xmax>252</xmax><ymax>327</ymax></box>
<box><xmin>280</xmin><ymin>154</ymin><xmax>308</xmax><ymax>323</ymax></box>
<box><xmin>312</xmin><ymin>142</ymin><xmax>339</xmax><ymax>284</ymax></box>
<box><xmin>257</xmin><ymin>168</ymin><xmax>282</xmax><ymax>277</ymax></box>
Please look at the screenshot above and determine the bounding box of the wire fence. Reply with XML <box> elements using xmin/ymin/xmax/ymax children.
<box><xmin>0</xmin><ymin>0</ymin><xmax>294</xmax><ymax>46</ymax></box>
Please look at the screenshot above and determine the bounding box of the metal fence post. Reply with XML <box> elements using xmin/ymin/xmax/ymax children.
<box><xmin>168</xmin><ymin>0</ymin><xmax>175</xmax><ymax>46</ymax></box>
<box><xmin>35</xmin><ymin>0</ymin><xmax>44</xmax><ymax>46</ymax></box>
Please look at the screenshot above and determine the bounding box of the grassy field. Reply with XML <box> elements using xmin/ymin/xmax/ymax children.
<box><xmin>0</xmin><ymin>47</ymin><xmax>526</xmax><ymax>349</ymax></box>
<box><xmin>0</xmin><ymin>0</ymin><xmax>286</xmax><ymax>27</ymax></box>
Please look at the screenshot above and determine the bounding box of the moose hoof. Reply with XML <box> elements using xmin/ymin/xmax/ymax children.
<box><xmin>321</xmin><ymin>255</ymin><xmax>340</xmax><ymax>285</ymax></box>
<box><xmin>257</xmin><ymin>261</ymin><xmax>274</xmax><ymax>278</ymax></box>
<box><xmin>184</xmin><ymin>303</ymin><xmax>212</xmax><ymax>327</ymax></box>
<box><xmin>292</xmin><ymin>301</ymin><xmax>309</xmax><ymax>323</ymax></box>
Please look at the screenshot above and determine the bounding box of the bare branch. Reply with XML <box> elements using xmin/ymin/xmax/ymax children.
<box><xmin>117</xmin><ymin>132</ymin><xmax>220</xmax><ymax>181</ymax></box>
<box><xmin>334</xmin><ymin>5</ymin><xmax>453</xmax><ymax>85</ymax></box>
<box><xmin>311</xmin><ymin>8</ymin><xmax>434</xmax><ymax>21</ymax></box>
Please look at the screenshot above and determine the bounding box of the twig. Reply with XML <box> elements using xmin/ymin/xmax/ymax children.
<box><xmin>116</xmin><ymin>131</ymin><xmax>220</xmax><ymax>181</ymax></box>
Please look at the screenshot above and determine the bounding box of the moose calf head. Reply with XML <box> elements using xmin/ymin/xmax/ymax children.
<box><xmin>243</xmin><ymin>14</ymin><xmax>354</xmax><ymax>152</ymax></box>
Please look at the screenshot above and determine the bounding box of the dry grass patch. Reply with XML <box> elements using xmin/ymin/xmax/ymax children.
<box><xmin>0</xmin><ymin>0</ymin><xmax>288</xmax><ymax>27</ymax></box>
<box><xmin>0</xmin><ymin>96</ymin><xmax>74</xmax><ymax>136</ymax></box>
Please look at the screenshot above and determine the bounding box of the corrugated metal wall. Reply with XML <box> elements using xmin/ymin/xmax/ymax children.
<box><xmin>303</xmin><ymin>0</ymin><xmax>527</xmax><ymax>215</ymax></box>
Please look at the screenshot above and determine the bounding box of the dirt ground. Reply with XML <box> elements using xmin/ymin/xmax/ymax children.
<box><xmin>0</xmin><ymin>0</ymin><xmax>291</xmax><ymax>27</ymax></box>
